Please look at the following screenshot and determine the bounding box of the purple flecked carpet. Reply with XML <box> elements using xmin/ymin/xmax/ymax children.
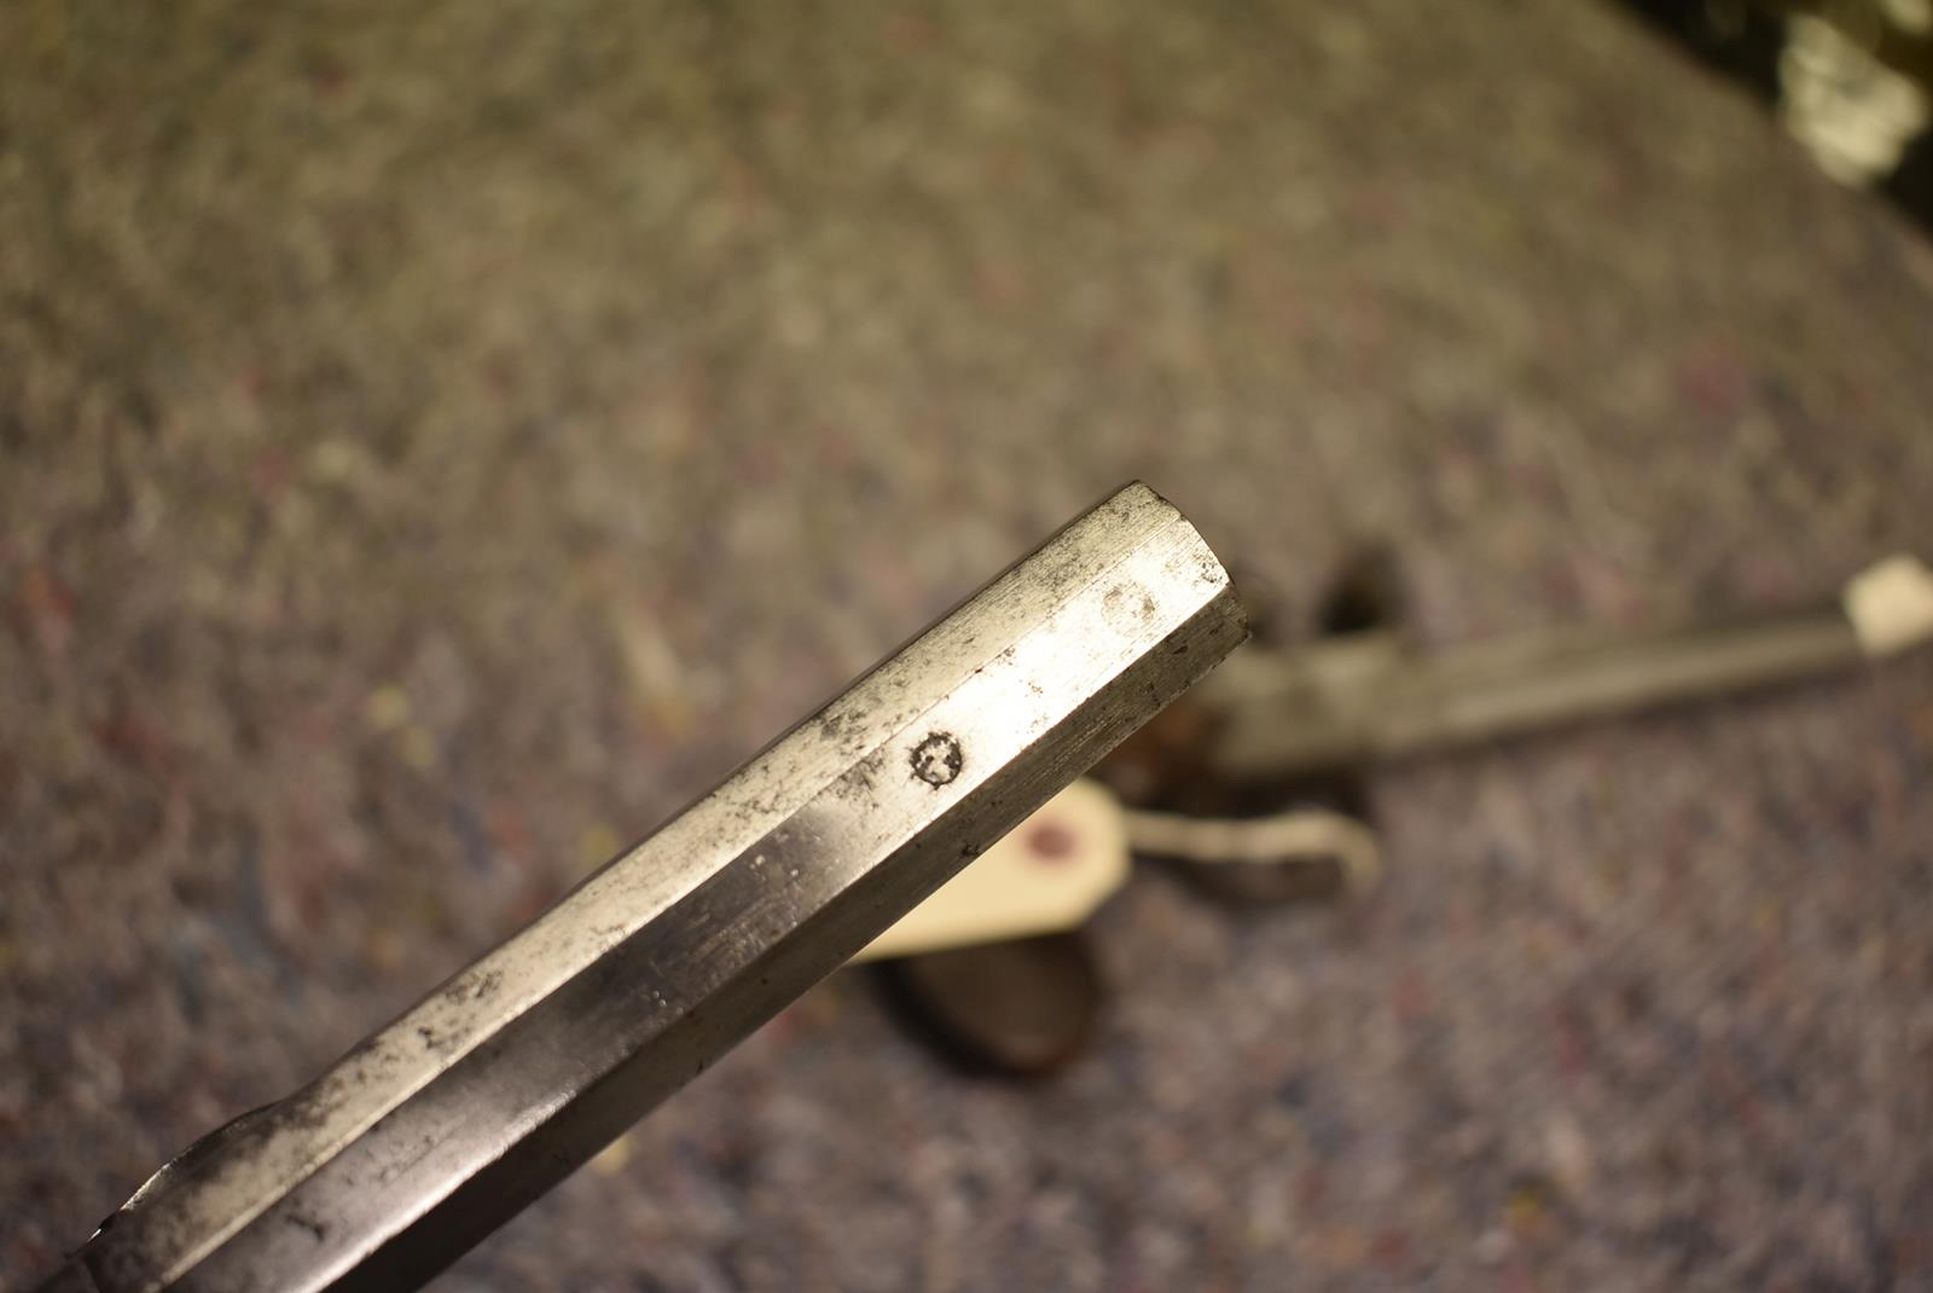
<box><xmin>5</xmin><ymin>1</ymin><xmax>1933</xmax><ymax>1288</ymax></box>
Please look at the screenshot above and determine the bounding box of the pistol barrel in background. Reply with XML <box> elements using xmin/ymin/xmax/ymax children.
<box><xmin>42</xmin><ymin>482</ymin><xmax>1246</xmax><ymax>1293</ymax></box>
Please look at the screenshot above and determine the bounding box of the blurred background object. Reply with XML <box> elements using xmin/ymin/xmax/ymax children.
<box><xmin>4</xmin><ymin>0</ymin><xmax>1933</xmax><ymax>1289</ymax></box>
<box><xmin>1622</xmin><ymin>0</ymin><xmax>1933</xmax><ymax>219</ymax></box>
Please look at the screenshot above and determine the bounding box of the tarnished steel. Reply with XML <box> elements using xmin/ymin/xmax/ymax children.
<box><xmin>41</xmin><ymin>482</ymin><xmax>1246</xmax><ymax>1293</ymax></box>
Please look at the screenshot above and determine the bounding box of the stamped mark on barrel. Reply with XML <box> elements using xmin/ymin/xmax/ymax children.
<box><xmin>909</xmin><ymin>733</ymin><xmax>964</xmax><ymax>788</ymax></box>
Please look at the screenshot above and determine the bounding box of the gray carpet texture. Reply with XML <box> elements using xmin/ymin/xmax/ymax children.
<box><xmin>5</xmin><ymin>1</ymin><xmax>1933</xmax><ymax>1288</ymax></box>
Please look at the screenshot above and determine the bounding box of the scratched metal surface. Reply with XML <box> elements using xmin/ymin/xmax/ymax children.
<box><xmin>4</xmin><ymin>0</ymin><xmax>1933</xmax><ymax>1288</ymax></box>
<box><xmin>67</xmin><ymin>485</ymin><xmax>1244</xmax><ymax>1293</ymax></box>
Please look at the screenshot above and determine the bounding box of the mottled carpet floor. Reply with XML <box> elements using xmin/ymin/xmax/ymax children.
<box><xmin>5</xmin><ymin>1</ymin><xmax>1933</xmax><ymax>1288</ymax></box>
